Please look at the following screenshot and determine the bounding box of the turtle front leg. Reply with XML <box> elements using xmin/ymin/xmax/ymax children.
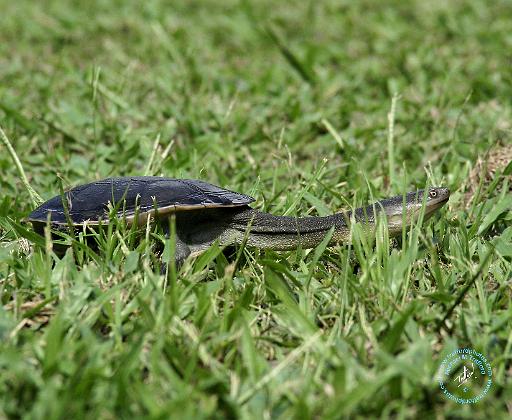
<box><xmin>174</xmin><ymin>234</ymin><xmax>191</xmax><ymax>265</ymax></box>
<box><xmin>160</xmin><ymin>226</ymin><xmax>191</xmax><ymax>273</ymax></box>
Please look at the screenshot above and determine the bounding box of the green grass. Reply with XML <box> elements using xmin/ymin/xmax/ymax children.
<box><xmin>1</xmin><ymin>0</ymin><xmax>511</xmax><ymax>417</ymax></box>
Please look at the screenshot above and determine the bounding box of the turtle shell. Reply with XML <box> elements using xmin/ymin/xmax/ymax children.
<box><xmin>28</xmin><ymin>177</ymin><xmax>255</xmax><ymax>226</ymax></box>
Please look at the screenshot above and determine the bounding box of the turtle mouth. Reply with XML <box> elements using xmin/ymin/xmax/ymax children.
<box><xmin>426</xmin><ymin>197</ymin><xmax>449</xmax><ymax>213</ymax></box>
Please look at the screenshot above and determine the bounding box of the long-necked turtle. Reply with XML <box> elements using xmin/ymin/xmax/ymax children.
<box><xmin>28</xmin><ymin>176</ymin><xmax>450</xmax><ymax>263</ymax></box>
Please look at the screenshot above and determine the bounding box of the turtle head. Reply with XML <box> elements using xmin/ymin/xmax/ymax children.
<box><xmin>351</xmin><ymin>187</ymin><xmax>450</xmax><ymax>235</ymax></box>
<box><xmin>380</xmin><ymin>187</ymin><xmax>450</xmax><ymax>232</ymax></box>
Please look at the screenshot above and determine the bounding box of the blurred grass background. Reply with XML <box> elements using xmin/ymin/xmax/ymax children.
<box><xmin>0</xmin><ymin>0</ymin><xmax>511</xmax><ymax>417</ymax></box>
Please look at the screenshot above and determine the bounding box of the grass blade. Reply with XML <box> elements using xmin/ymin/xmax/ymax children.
<box><xmin>0</xmin><ymin>125</ymin><xmax>43</xmax><ymax>206</ymax></box>
<box><xmin>264</xmin><ymin>25</ymin><xmax>316</xmax><ymax>85</ymax></box>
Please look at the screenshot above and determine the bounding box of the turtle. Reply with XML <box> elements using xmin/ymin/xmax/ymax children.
<box><xmin>27</xmin><ymin>176</ymin><xmax>450</xmax><ymax>264</ymax></box>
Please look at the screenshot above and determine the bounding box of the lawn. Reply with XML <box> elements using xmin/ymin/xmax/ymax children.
<box><xmin>1</xmin><ymin>0</ymin><xmax>511</xmax><ymax>417</ymax></box>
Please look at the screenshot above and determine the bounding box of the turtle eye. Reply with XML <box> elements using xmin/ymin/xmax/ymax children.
<box><xmin>429</xmin><ymin>190</ymin><xmax>437</xmax><ymax>199</ymax></box>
